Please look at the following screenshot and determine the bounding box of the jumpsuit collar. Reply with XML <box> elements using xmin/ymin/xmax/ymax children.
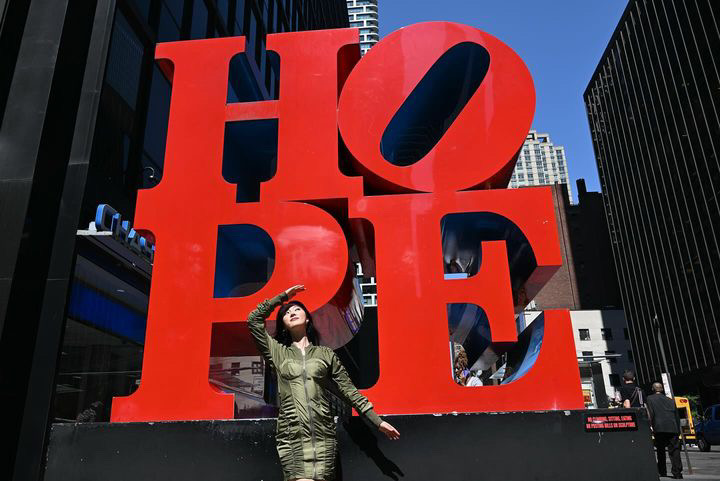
<box><xmin>290</xmin><ymin>342</ymin><xmax>314</xmax><ymax>354</ymax></box>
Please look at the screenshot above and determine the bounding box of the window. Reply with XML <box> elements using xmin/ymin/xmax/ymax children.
<box><xmin>235</xmin><ymin>0</ymin><xmax>246</xmax><ymax>35</ymax></box>
<box><xmin>260</xmin><ymin>0</ymin><xmax>268</xmax><ymax>25</ymax></box>
<box><xmin>143</xmin><ymin>66</ymin><xmax>172</xmax><ymax>169</ymax></box>
<box><xmin>601</xmin><ymin>328</ymin><xmax>613</xmax><ymax>340</ymax></box>
<box><xmin>105</xmin><ymin>12</ymin><xmax>144</xmax><ymax>109</ymax></box>
<box><xmin>609</xmin><ymin>374</ymin><xmax>621</xmax><ymax>387</ymax></box>
<box><xmin>605</xmin><ymin>350</ymin><xmax>617</xmax><ymax>364</ymax></box>
<box><xmin>164</xmin><ymin>0</ymin><xmax>184</xmax><ymax>26</ymax></box>
<box><xmin>191</xmin><ymin>0</ymin><xmax>209</xmax><ymax>39</ymax></box>
<box><xmin>624</xmin><ymin>328</ymin><xmax>629</xmax><ymax>340</ymax></box>
<box><xmin>579</xmin><ymin>329</ymin><xmax>591</xmax><ymax>341</ymax></box>
<box><xmin>582</xmin><ymin>350</ymin><xmax>593</xmax><ymax>361</ymax></box>
<box><xmin>217</xmin><ymin>0</ymin><xmax>229</xmax><ymax>26</ymax></box>
<box><xmin>349</xmin><ymin>21</ymin><xmax>362</xmax><ymax>26</ymax></box>
<box><xmin>251</xmin><ymin>360</ymin><xmax>263</xmax><ymax>375</ymax></box>
<box><xmin>247</xmin><ymin>11</ymin><xmax>257</xmax><ymax>64</ymax></box>
<box><xmin>348</xmin><ymin>7</ymin><xmax>363</xmax><ymax>12</ymax></box>
<box><xmin>158</xmin><ymin>2</ymin><xmax>181</xmax><ymax>41</ymax></box>
<box><xmin>230</xmin><ymin>361</ymin><xmax>240</xmax><ymax>375</ymax></box>
<box><xmin>134</xmin><ymin>0</ymin><xmax>152</xmax><ymax>20</ymax></box>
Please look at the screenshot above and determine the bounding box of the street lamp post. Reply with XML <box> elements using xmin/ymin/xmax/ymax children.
<box><xmin>653</xmin><ymin>313</ymin><xmax>692</xmax><ymax>474</ymax></box>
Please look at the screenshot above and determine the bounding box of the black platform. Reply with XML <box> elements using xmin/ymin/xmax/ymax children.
<box><xmin>45</xmin><ymin>409</ymin><xmax>659</xmax><ymax>481</ymax></box>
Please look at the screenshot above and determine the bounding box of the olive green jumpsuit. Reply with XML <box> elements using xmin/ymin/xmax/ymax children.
<box><xmin>248</xmin><ymin>293</ymin><xmax>383</xmax><ymax>481</ymax></box>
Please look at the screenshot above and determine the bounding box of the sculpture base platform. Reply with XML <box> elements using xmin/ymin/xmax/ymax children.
<box><xmin>45</xmin><ymin>409</ymin><xmax>658</xmax><ymax>481</ymax></box>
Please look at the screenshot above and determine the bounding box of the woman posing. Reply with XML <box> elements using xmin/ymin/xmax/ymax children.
<box><xmin>247</xmin><ymin>284</ymin><xmax>400</xmax><ymax>481</ymax></box>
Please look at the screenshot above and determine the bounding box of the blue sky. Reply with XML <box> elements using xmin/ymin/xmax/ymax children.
<box><xmin>378</xmin><ymin>0</ymin><xmax>629</xmax><ymax>194</ymax></box>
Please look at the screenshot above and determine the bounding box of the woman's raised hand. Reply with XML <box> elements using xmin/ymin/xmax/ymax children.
<box><xmin>379</xmin><ymin>421</ymin><xmax>400</xmax><ymax>440</ymax></box>
<box><xmin>284</xmin><ymin>285</ymin><xmax>305</xmax><ymax>300</ymax></box>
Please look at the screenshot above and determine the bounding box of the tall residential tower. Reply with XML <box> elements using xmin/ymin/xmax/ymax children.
<box><xmin>347</xmin><ymin>0</ymin><xmax>379</xmax><ymax>55</ymax></box>
<box><xmin>509</xmin><ymin>130</ymin><xmax>573</xmax><ymax>204</ymax></box>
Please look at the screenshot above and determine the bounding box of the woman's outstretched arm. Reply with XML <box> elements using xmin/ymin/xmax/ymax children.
<box><xmin>247</xmin><ymin>292</ymin><xmax>288</xmax><ymax>363</ymax></box>
<box><xmin>329</xmin><ymin>352</ymin><xmax>400</xmax><ymax>440</ymax></box>
<box><xmin>247</xmin><ymin>285</ymin><xmax>304</xmax><ymax>363</ymax></box>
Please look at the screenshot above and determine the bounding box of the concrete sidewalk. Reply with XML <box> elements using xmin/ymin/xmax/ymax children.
<box><xmin>657</xmin><ymin>446</ymin><xmax>720</xmax><ymax>480</ymax></box>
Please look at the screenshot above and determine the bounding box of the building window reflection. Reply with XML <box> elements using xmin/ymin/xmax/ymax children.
<box><xmin>53</xmin><ymin>0</ymin><xmax>350</xmax><ymax>423</ymax></box>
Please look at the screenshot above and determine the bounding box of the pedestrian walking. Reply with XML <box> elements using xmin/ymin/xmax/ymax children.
<box><xmin>618</xmin><ymin>370</ymin><xmax>644</xmax><ymax>407</ymax></box>
<box><xmin>646</xmin><ymin>382</ymin><xmax>683</xmax><ymax>479</ymax></box>
<box><xmin>247</xmin><ymin>284</ymin><xmax>400</xmax><ymax>481</ymax></box>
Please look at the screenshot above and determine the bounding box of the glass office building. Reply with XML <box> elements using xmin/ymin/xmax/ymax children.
<box><xmin>585</xmin><ymin>0</ymin><xmax>720</xmax><ymax>404</ymax></box>
<box><xmin>66</xmin><ymin>0</ymin><xmax>352</xmax><ymax>423</ymax></box>
<box><xmin>0</xmin><ymin>1</ymin><xmax>349</xmax><ymax>479</ymax></box>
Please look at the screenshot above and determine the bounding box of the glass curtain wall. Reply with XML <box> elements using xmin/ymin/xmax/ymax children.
<box><xmin>53</xmin><ymin>0</ymin><xmax>349</xmax><ymax>423</ymax></box>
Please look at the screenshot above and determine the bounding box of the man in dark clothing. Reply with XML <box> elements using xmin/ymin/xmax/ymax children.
<box><xmin>646</xmin><ymin>382</ymin><xmax>683</xmax><ymax>479</ymax></box>
<box><xmin>618</xmin><ymin>370</ymin><xmax>644</xmax><ymax>407</ymax></box>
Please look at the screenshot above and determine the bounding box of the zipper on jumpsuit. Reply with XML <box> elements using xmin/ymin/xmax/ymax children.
<box><xmin>302</xmin><ymin>349</ymin><xmax>318</xmax><ymax>480</ymax></box>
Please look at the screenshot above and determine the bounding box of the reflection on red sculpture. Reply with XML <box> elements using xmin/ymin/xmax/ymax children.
<box><xmin>110</xmin><ymin>22</ymin><xmax>583</xmax><ymax>422</ymax></box>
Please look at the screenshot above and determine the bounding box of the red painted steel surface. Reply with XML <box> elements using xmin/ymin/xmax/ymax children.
<box><xmin>111</xmin><ymin>23</ymin><xmax>583</xmax><ymax>422</ymax></box>
<box><xmin>338</xmin><ymin>22</ymin><xmax>535</xmax><ymax>193</ymax></box>
<box><xmin>350</xmin><ymin>189</ymin><xmax>580</xmax><ymax>413</ymax></box>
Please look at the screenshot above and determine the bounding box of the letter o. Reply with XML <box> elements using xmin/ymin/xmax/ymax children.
<box><xmin>338</xmin><ymin>22</ymin><xmax>535</xmax><ymax>193</ymax></box>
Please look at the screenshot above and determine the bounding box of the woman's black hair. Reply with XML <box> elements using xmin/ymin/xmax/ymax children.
<box><xmin>275</xmin><ymin>300</ymin><xmax>319</xmax><ymax>347</ymax></box>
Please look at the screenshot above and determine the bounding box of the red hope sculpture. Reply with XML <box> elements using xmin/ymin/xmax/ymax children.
<box><xmin>111</xmin><ymin>22</ymin><xmax>583</xmax><ymax>422</ymax></box>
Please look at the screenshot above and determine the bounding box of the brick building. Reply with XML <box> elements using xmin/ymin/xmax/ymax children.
<box><xmin>531</xmin><ymin>180</ymin><xmax>622</xmax><ymax>311</ymax></box>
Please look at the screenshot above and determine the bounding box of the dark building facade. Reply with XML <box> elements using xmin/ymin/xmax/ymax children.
<box><xmin>584</xmin><ymin>0</ymin><xmax>720</xmax><ymax>403</ymax></box>
<box><xmin>0</xmin><ymin>1</ymin><xmax>348</xmax><ymax>480</ymax></box>
<box><xmin>530</xmin><ymin>180</ymin><xmax>623</xmax><ymax>311</ymax></box>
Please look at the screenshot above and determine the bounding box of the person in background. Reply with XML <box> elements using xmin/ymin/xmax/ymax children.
<box><xmin>453</xmin><ymin>347</ymin><xmax>469</xmax><ymax>386</ymax></box>
<box><xmin>618</xmin><ymin>370</ymin><xmax>644</xmax><ymax>408</ymax></box>
<box><xmin>465</xmin><ymin>371</ymin><xmax>483</xmax><ymax>387</ymax></box>
<box><xmin>646</xmin><ymin>382</ymin><xmax>683</xmax><ymax>479</ymax></box>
